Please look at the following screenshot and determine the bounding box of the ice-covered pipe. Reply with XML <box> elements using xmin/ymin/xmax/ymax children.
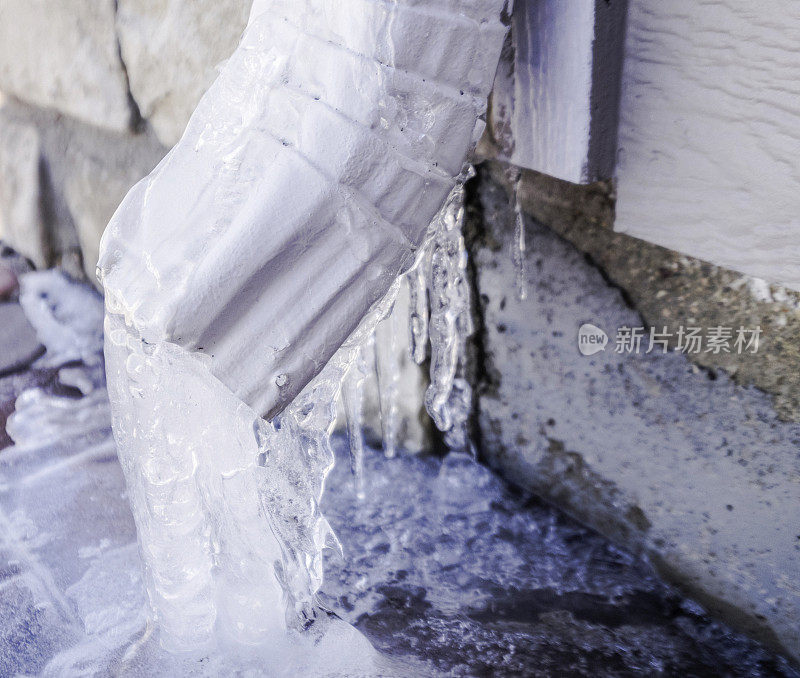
<box><xmin>98</xmin><ymin>0</ymin><xmax>510</xmax><ymax>419</ymax></box>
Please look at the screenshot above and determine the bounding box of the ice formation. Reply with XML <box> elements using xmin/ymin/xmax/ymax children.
<box><xmin>103</xmin><ymin>282</ymin><xmax>400</xmax><ymax>652</ymax></box>
<box><xmin>101</xmin><ymin>173</ymin><xmax>485</xmax><ymax>649</ymax></box>
<box><xmin>95</xmin><ymin>0</ymin><xmax>509</xmax><ymax>657</ymax></box>
<box><xmin>421</xmin><ymin>184</ymin><xmax>475</xmax><ymax>453</ymax></box>
<box><xmin>373</xmin><ymin>314</ymin><xmax>400</xmax><ymax>458</ymax></box>
<box><xmin>406</xmin><ymin>255</ymin><xmax>431</xmax><ymax>366</ymax></box>
<box><xmin>3</xmin><ymin>271</ymin><xmax>796</xmax><ymax>676</ymax></box>
<box><xmin>342</xmin><ymin>337</ymin><xmax>371</xmax><ymax>498</ymax></box>
<box><xmin>341</xmin><ymin>179</ymin><xmax>479</xmax><ymax>501</ymax></box>
<box><xmin>512</xmin><ymin>175</ymin><xmax>529</xmax><ymax>301</ymax></box>
<box><xmin>102</xmin><ymin>176</ymin><xmax>481</xmax><ymax>653</ymax></box>
<box><xmin>3</xmin><ymin>272</ymin><xmax>378</xmax><ymax>675</ymax></box>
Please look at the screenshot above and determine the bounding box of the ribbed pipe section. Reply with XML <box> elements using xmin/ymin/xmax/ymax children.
<box><xmin>99</xmin><ymin>0</ymin><xmax>510</xmax><ymax>417</ymax></box>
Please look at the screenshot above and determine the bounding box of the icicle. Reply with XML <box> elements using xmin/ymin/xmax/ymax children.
<box><xmin>406</xmin><ymin>255</ymin><xmax>430</xmax><ymax>366</ymax></box>
<box><xmin>342</xmin><ymin>337</ymin><xmax>371</xmax><ymax>500</ymax></box>
<box><xmin>512</xmin><ymin>174</ymin><xmax>528</xmax><ymax>302</ymax></box>
<box><xmin>374</xmin><ymin>314</ymin><xmax>400</xmax><ymax>458</ymax></box>
<box><xmin>423</xmin><ymin>182</ymin><xmax>474</xmax><ymax>454</ymax></box>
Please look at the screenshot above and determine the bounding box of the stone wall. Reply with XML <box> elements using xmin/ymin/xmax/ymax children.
<box><xmin>0</xmin><ymin>0</ymin><xmax>250</xmax><ymax>277</ymax></box>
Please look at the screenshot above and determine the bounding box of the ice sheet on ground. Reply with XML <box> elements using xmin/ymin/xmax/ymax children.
<box><xmin>0</xmin><ymin>271</ymin><xmax>796</xmax><ymax>677</ymax></box>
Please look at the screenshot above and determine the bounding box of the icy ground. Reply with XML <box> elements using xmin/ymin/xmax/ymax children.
<box><xmin>0</xmin><ymin>271</ymin><xmax>797</xmax><ymax>677</ymax></box>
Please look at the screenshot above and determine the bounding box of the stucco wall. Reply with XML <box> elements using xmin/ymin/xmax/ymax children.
<box><xmin>615</xmin><ymin>0</ymin><xmax>800</xmax><ymax>290</ymax></box>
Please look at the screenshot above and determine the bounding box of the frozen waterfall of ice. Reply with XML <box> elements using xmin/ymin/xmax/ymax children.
<box><xmin>101</xmin><ymin>178</ymin><xmax>484</xmax><ymax>653</ymax></box>
<box><xmin>421</xmin><ymin>184</ymin><xmax>475</xmax><ymax>453</ymax></box>
<box><xmin>102</xmin><ymin>277</ymin><xmax>403</xmax><ymax>654</ymax></box>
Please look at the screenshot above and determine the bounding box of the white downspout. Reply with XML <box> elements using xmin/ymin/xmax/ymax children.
<box><xmin>98</xmin><ymin>0</ymin><xmax>511</xmax><ymax>419</ymax></box>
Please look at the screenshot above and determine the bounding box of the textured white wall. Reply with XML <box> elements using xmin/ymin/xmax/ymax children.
<box><xmin>615</xmin><ymin>0</ymin><xmax>800</xmax><ymax>290</ymax></box>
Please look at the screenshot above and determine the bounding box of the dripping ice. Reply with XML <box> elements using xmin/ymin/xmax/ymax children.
<box><xmin>348</xmin><ymin>167</ymin><xmax>530</xmax><ymax>477</ymax></box>
<box><xmin>422</xmin><ymin>183</ymin><xmax>475</xmax><ymax>454</ymax></box>
<box><xmin>344</xmin><ymin>179</ymin><xmax>479</xmax><ymax>492</ymax></box>
<box><xmin>102</xmin><ymin>277</ymin><xmax>399</xmax><ymax>653</ymax></box>
<box><xmin>513</xmin><ymin>174</ymin><xmax>529</xmax><ymax>302</ymax></box>
<box><xmin>99</xmin><ymin>174</ymin><xmax>481</xmax><ymax>658</ymax></box>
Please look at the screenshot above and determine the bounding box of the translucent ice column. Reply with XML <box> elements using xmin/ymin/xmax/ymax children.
<box><xmin>423</xmin><ymin>185</ymin><xmax>475</xmax><ymax>453</ymax></box>
<box><xmin>103</xmin><ymin>285</ymin><xmax>398</xmax><ymax>650</ymax></box>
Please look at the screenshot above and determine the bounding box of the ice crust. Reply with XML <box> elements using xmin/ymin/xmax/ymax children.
<box><xmin>93</xmin><ymin>0</ymin><xmax>509</xmax><ymax>652</ymax></box>
<box><xmin>98</xmin><ymin>0</ymin><xmax>509</xmax><ymax>419</ymax></box>
<box><xmin>103</xmin><ymin>274</ymin><xmax>403</xmax><ymax>652</ymax></box>
<box><xmin>101</xmin><ymin>182</ymin><xmax>479</xmax><ymax>652</ymax></box>
<box><xmin>4</xmin><ymin>271</ymin><xmax>383</xmax><ymax>675</ymax></box>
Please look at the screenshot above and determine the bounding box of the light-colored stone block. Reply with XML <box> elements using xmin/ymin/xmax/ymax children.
<box><xmin>116</xmin><ymin>0</ymin><xmax>251</xmax><ymax>146</ymax></box>
<box><xmin>0</xmin><ymin>99</ymin><xmax>167</xmax><ymax>281</ymax></box>
<box><xmin>63</xmin><ymin>132</ymin><xmax>166</xmax><ymax>281</ymax></box>
<box><xmin>0</xmin><ymin>0</ymin><xmax>132</xmax><ymax>132</ymax></box>
<box><xmin>0</xmin><ymin>117</ymin><xmax>48</xmax><ymax>267</ymax></box>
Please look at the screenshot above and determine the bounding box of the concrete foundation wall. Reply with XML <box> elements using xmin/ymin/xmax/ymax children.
<box><xmin>466</xmin><ymin>167</ymin><xmax>800</xmax><ymax>663</ymax></box>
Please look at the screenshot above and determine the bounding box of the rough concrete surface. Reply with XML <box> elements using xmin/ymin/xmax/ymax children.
<box><xmin>0</xmin><ymin>0</ymin><xmax>132</xmax><ymax>132</ymax></box>
<box><xmin>466</xmin><ymin>168</ymin><xmax>800</xmax><ymax>663</ymax></box>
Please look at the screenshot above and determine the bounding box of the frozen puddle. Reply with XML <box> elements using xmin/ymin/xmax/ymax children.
<box><xmin>321</xmin><ymin>443</ymin><xmax>798</xmax><ymax>677</ymax></box>
<box><xmin>0</xmin><ymin>271</ymin><xmax>797</xmax><ymax>677</ymax></box>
